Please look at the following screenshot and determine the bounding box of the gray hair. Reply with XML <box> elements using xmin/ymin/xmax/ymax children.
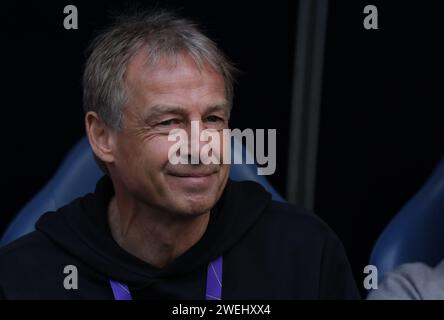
<box><xmin>83</xmin><ymin>10</ymin><xmax>237</xmax><ymax>131</ymax></box>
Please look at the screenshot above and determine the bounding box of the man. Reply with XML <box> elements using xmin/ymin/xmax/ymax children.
<box><xmin>368</xmin><ymin>261</ymin><xmax>444</xmax><ymax>300</ymax></box>
<box><xmin>0</xmin><ymin>10</ymin><xmax>360</xmax><ymax>299</ymax></box>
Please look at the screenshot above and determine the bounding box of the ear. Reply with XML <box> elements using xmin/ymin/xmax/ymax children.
<box><xmin>85</xmin><ymin>111</ymin><xmax>116</xmax><ymax>165</ymax></box>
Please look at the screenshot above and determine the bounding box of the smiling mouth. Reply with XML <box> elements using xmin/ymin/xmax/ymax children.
<box><xmin>167</xmin><ymin>166</ymin><xmax>219</xmax><ymax>178</ymax></box>
<box><xmin>170</xmin><ymin>172</ymin><xmax>215</xmax><ymax>178</ymax></box>
<box><xmin>167</xmin><ymin>172</ymin><xmax>217</xmax><ymax>189</ymax></box>
<box><xmin>165</xmin><ymin>164</ymin><xmax>220</xmax><ymax>188</ymax></box>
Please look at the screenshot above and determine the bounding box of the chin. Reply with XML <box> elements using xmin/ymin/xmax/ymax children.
<box><xmin>171</xmin><ymin>195</ymin><xmax>216</xmax><ymax>217</ymax></box>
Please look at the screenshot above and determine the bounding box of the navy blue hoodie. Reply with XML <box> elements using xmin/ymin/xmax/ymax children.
<box><xmin>0</xmin><ymin>176</ymin><xmax>360</xmax><ymax>299</ymax></box>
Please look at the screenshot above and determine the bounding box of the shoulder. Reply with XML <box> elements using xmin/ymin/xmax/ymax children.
<box><xmin>249</xmin><ymin>201</ymin><xmax>360</xmax><ymax>299</ymax></box>
<box><xmin>0</xmin><ymin>231</ymin><xmax>53</xmax><ymax>257</ymax></box>
<box><xmin>261</xmin><ymin>200</ymin><xmax>341</xmax><ymax>245</ymax></box>
<box><xmin>368</xmin><ymin>261</ymin><xmax>444</xmax><ymax>300</ymax></box>
<box><xmin>244</xmin><ymin>200</ymin><xmax>348</xmax><ymax>265</ymax></box>
<box><xmin>0</xmin><ymin>231</ymin><xmax>63</xmax><ymax>277</ymax></box>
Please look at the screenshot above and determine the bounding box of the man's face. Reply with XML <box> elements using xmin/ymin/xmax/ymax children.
<box><xmin>110</xmin><ymin>51</ymin><xmax>230</xmax><ymax>217</ymax></box>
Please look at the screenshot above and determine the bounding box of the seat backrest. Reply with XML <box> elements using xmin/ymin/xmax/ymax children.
<box><xmin>1</xmin><ymin>137</ymin><xmax>284</xmax><ymax>247</ymax></box>
<box><xmin>370</xmin><ymin>158</ymin><xmax>444</xmax><ymax>278</ymax></box>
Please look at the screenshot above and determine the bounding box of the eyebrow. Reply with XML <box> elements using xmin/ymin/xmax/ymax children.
<box><xmin>144</xmin><ymin>105</ymin><xmax>187</xmax><ymax>120</ymax></box>
<box><xmin>143</xmin><ymin>103</ymin><xmax>231</xmax><ymax>121</ymax></box>
<box><xmin>204</xmin><ymin>104</ymin><xmax>231</xmax><ymax>118</ymax></box>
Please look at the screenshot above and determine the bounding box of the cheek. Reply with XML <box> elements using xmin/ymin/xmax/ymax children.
<box><xmin>116</xmin><ymin>134</ymin><xmax>172</xmax><ymax>173</ymax></box>
<box><xmin>221</xmin><ymin>132</ymin><xmax>230</xmax><ymax>164</ymax></box>
<box><xmin>219</xmin><ymin>164</ymin><xmax>230</xmax><ymax>182</ymax></box>
<box><xmin>143</xmin><ymin>137</ymin><xmax>173</xmax><ymax>169</ymax></box>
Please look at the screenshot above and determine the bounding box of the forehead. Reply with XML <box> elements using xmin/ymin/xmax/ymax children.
<box><xmin>125</xmin><ymin>50</ymin><xmax>228</xmax><ymax>110</ymax></box>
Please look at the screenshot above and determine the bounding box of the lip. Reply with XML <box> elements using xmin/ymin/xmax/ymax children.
<box><xmin>171</xmin><ymin>173</ymin><xmax>215</xmax><ymax>178</ymax></box>
<box><xmin>167</xmin><ymin>172</ymin><xmax>216</xmax><ymax>189</ymax></box>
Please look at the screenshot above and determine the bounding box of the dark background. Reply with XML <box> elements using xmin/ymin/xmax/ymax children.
<box><xmin>1</xmin><ymin>0</ymin><xmax>443</xmax><ymax>295</ymax></box>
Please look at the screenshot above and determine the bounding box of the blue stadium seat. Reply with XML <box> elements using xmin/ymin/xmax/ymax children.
<box><xmin>370</xmin><ymin>158</ymin><xmax>444</xmax><ymax>279</ymax></box>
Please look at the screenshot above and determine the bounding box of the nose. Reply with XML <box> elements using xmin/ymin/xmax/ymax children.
<box><xmin>186</xmin><ymin>120</ymin><xmax>204</xmax><ymax>164</ymax></box>
<box><xmin>185</xmin><ymin>120</ymin><xmax>222</xmax><ymax>165</ymax></box>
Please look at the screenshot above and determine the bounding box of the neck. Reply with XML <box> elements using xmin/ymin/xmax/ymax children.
<box><xmin>107</xmin><ymin>195</ymin><xmax>210</xmax><ymax>268</ymax></box>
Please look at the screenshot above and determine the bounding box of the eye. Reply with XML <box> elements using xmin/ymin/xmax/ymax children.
<box><xmin>158</xmin><ymin>119</ymin><xmax>180</xmax><ymax>126</ymax></box>
<box><xmin>206</xmin><ymin>115</ymin><xmax>224</xmax><ymax>123</ymax></box>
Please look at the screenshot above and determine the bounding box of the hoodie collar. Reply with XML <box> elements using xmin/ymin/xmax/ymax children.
<box><xmin>36</xmin><ymin>175</ymin><xmax>272</xmax><ymax>286</ymax></box>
